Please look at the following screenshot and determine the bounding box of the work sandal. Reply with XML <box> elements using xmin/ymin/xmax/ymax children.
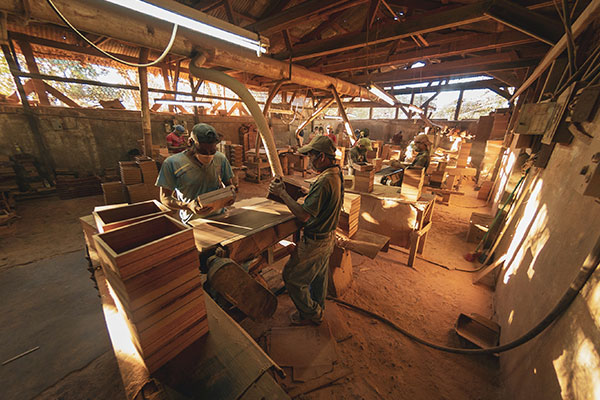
<box><xmin>289</xmin><ymin>310</ymin><xmax>323</xmax><ymax>326</ymax></box>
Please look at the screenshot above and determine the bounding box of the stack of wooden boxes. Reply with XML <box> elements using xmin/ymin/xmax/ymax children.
<box><xmin>101</xmin><ymin>181</ymin><xmax>128</xmax><ymax>205</ymax></box>
<box><xmin>428</xmin><ymin>161</ymin><xmax>447</xmax><ymax>188</ymax></box>
<box><xmin>119</xmin><ymin>161</ymin><xmax>142</xmax><ymax>185</ymax></box>
<box><xmin>353</xmin><ymin>163</ymin><xmax>374</xmax><ymax>193</ymax></box>
<box><xmin>94</xmin><ymin>214</ymin><xmax>208</xmax><ymax>372</ymax></box>
<box><xmin>338</xmin><ymin>193</ymin><xmax>360</xmax><ymax>238</ymax></box>
<box><xmin>93</xmin><ymin>200</ymin><xmax>170</xmax><ymax>233</ymax></box>
<box><xmin>224</xmin><ymin>144</ymin><xmax>243</xmax><ymax>168</ymax></box>
<box><xmin>401</xmin><ymin>168</ymin><xmax>424</xmax><ymax>201</ymax></box>
<box><xmin>138</xmin><ymin>160</ymin><xmax>160</xmax><ymax>200</ymax></box>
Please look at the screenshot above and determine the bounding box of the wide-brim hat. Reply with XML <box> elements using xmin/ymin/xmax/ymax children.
<box><xmin>298</xmin><ymin>135</ymin><xmax>336</xmax><ymax>157</ymax></box>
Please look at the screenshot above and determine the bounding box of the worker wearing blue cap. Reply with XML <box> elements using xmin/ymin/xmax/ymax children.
<box><xmin>269</xmin><ymin>135</ymin><xmax>343</xmax><ymax>325</ymax></box>
<box><xmin>157</xmin><ymin>123</ymin><xmax>235</xmax><ymax>224</ymax></box>
<box><xmin>166</xmin><ymin>124</ymin><xmax>187</xmax><ymax>154</ymax></box>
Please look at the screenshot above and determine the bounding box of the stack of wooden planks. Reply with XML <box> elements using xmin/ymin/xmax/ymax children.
<box><xmin>457</xmin><ymin>142</ymin><xmax>472</xmax><ymax>168</ymax></box>
<box><xmin>94</xmin><ymin>215</ymin><xmax>208</xmax><ymax>372</ymax></box>
<box><xmin>93</xmin><ymin>200</ymin><xmax>171</xmax><ymax>233</ymax></box>
<box><xmin>338</xmin><ymin>193</ymin><xmax>360</xmax><ymax>238</ymax></box>
<box><xmin>224</xmin><ymin>144</ymin><xmax>243</xmax><ymax>168</ymax></box>
<box><xmin>56</xmin><ymin>176</ymin><xmax>102</xmax><ymax>199</ymax></box>
<box><xmin>197</xmin><ymin>186</ymin><xmax>235</xmax><ymax>211</ymax></box>
<box><xmin>401</xmin><ymin>168</ymin><xmax>424</xmax><ymax>201</ymax></box>
<box><xmin>119</xmin><ymin>161</ymin><xmax>142</xmax><ymax>185</ymax></box>
<box><xmin>353</xmin><ymin>163</ymin><xmax>374</xmax><ymax>193</ymax></box>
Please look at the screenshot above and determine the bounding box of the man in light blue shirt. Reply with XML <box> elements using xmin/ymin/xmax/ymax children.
<box><xmin>156</xmin><ymin>123</ymin><xmax>235</xmax><ymax>224</ymax></box>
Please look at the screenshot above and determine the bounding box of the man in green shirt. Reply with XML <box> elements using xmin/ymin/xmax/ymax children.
<box><xmin>156</xmin><ymin>123</ymin><xmax>235</xmax><ymax>224</ymax></box>
<box><xmin>410</xmin><ymin>134</ymin><xmax>431</xmax><ymax>170</ymax></box>
<box><xmin>269</xmin><ymin>136</ymin><xmax>343</xmax><ymax>325</ymax></box>
<box><xmin>349</xmin><ymin>137</ymin><xmax>372</xmax><ymax>165</ymax></box>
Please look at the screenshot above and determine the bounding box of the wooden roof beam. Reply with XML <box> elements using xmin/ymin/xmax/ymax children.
<box><xmin>314</xmin><ymin>31</ymin><xmax>537</xmax><ymax>74</ymax></box>
<box><xmin>484</xmin><ymin>0</ymin><xmax>562</xmax><ymax>45</ymax></box>
<box><xmin>246</xmin><ymin>0</ymin><xmax>363</xmax><ymax>35</ymax></box>
<box><xmin>348</xmin><ymin>54</ymin><xmax>540</xmax><ymax>84</ymax></box>
<box><xmin>388</xmin><ymin>78</ymin><xmax>508</xmax><ymax>95</ymax></box>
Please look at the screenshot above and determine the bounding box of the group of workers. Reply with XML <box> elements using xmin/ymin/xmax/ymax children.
<box><xmin>156</xmin><ymin>122</ymin><xmax>431</xmax><ymax>326</ymax></box>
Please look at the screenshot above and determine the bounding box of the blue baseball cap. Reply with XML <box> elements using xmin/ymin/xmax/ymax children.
<box><xmin>174</xmin><ymin>125</ymin><xmax>185</xmax><ymax>133</ymax></box>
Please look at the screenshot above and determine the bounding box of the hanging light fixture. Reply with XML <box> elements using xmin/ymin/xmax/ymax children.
<box><xmin>102</xmin><ymin>0</ymin><xmax>268</xmax><ymax>55</ymax></box>
<box><xmin>368</xmin><ymin>83</ymin><xmax>396</xmax><ymax>106</ymax></box>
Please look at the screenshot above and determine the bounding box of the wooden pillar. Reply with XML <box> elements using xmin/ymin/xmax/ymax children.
<box><xmin>18</xmin><ymin>41</ymin><xmax>50</xmax><ymax>106</ymax></box>
<box><xmin>454</xmin><ymin>90</ymin><xmax>464</xmax><ymax>121</ymax></box>
<box><xmin>330</xmin><ymin>85</ymin><xmax>354</xmax><ymax>144</ymax></box>
<box><xmin>1</xmin><ymin>42</ymin><xmax>54</xmax><ymax>172</ymax></box>
<box><xmin>138</xmin><ymin>48</ymin><xmax>153</xmax><ymax>157</ymax></box>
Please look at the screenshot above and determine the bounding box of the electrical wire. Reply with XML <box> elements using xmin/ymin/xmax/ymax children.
<box><xmin>46</xmin><ymin>0</ymin><xmax>178</xmax><ymax>68</ymax></box>
<box><xmin>328</xmin><ymin>236</ymin><xmax>599</xmax><ymax>355</ymax></box>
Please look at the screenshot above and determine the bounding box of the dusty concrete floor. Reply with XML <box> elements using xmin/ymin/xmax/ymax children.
<box><xmin>0</xmin><ymin>179</ymin><xmax>500</xmax><ymax>399</ymax></box>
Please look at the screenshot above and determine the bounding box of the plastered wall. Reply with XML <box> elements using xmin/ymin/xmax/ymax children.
<box><xmin>494</xmin><ymin>112</ymin><xmax>600</xmax><ymax>399</ymax></box>
<box><xmin>0</xmin><ymin>105</ymin><xmax>256</xmax><ymax>175</ymax></box>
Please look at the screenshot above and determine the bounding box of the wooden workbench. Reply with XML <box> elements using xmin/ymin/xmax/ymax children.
<box><xmin>190</xmin><ymin>197</ymin><xmax>301</xmax><ymax>264</ymax></box>
<box><xmin>347</xmin><ymin>184</ymin><xmax>435</xmax><ymax>267</ymax></box>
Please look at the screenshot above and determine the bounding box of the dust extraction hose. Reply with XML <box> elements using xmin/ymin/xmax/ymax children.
<box><xmin>329</xmin><ymin>235</ymin><xmax>600</xmax><ymax>355</ymax></box>
<box><xmin>189</xmin><ymin>56</ymin><xmax>284</xmax><ymax>177</ymax></box>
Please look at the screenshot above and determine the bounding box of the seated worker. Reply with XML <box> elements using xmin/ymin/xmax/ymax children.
<box><xmin>326</xmin><ymin>125</ymin><xmax>337</xmax><ymax>145</ymax></box>
<box><xmin>392</xmin><ymin>130</ymin><xmax>404</xmax><ymax>145</ymax></box>
<box><xmin>268</xmin><ymin>136</ymin><xmax>343</xmax><ymax>325</ymax></box>
<box><xmin>166</xmin><ymin>124</ymin><xmax>187</xmax><ymax>154</ymax></box>
<box><xmin>410</xmin><ymin>134</ymin><xmax>431</xmax><ymax>170</ymax></box>
<box><xmin>349</xmin><ymin>137</ymin><xmax>372</xmax><ymax>165</ymax></box>
<box><xmin>156</xmin><ymin>123</ymin><xmax>235</xmax><ymax>224</ymax></box>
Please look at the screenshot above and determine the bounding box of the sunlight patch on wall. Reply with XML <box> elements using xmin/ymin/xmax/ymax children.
<box><xmin>553</xmin><ymin>329</ymin><xmax>600</xmax><ymax>400</ymax></box>
<box><xmin>503</xmin><ymin>179</ymin><xmax>544</xmax><ymax>284</ymax></box>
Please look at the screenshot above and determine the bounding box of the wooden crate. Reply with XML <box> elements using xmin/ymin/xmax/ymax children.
<box><xmin>401</xmin><ymin>168</ymin><xmax>424</xmax><ymax>201</ymax></box>
<box><xmin>102</xmin><ymin>181</ymin><xmax>128</xmax><ymax>205</ymax></box>
<box><xmin>120</xmin><ymin>161</ymin><xmax>142</xmax><ymax>185</ymax></box>
<box><xmin>94</xmin><ymin>215</ymin><xmax>194</xmax><ymax>280</ymax></box>
<box><xmin>354</xmin><ymin>169</ymin><xmax>374</xmax><ymax>193</ymax></box>
<box><xmin>137</xmin><ymin>160</ymin><xmax>158</xmax><ymax>184</ymax></box>
<box><xmin>127</xmin><ymin>183</ymin><xmax>153</xmax><ymax>204</ymax></box>
<box><xmin>93</xmin><ymin>199</ymin><xmax>170</xmax><ymax>233</ymax></box>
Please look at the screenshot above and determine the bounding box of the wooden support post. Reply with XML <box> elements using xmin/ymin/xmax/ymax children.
<box><xmin>1</xmin><ymin>42</ymin><xmax>54</xmax><ymax>172</ymax></box>
<box><xmin>160</xmin><ymin>64</ymin><xmax>175</xmax><ymax>113</ymax></box>
<box><xmin>330</xmin><ymin>85</ymin><xmax>354</xmax><ymax>144</ymax></box>
<box><xmin>295</xmin><ymin>98</ymin><xmax>335</xmax><ymax>136</ymax></box>
<box><xmin>138</xmin><ymin>48</ymin><xmax>152</xmax><ymax>157</ymax></box>
<box><xmin>18</xmin><ymin>40</ymin><xmax>49</xmax><ymax>105</ymax></box>
<box><xmin>454</xmin><ymin>90</ymin><xmax>464</xmax><ymax>121</ymax></box>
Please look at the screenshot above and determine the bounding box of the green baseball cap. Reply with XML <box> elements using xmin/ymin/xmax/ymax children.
<box><xmin>298</xmin><ymin>135</ymin><xmax>336</xmax><ymax>157</ymax></box>
<box><xmin>191</xmin><ymin>123</ymin><xmax>221</xmax><ymax>143</ymax></box>
<box><xmin>357</xmin><ymin>137</ymin><xmax>372</xmax><ymax>151</ymax></box>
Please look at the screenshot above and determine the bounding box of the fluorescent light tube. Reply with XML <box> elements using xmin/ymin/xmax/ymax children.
<box><xmin>368</xmin><ymin>84</ymin><xmax>396</xmax><ymax>106</ymax></box>
<box><xmin>323</xmin><ymin>115</ymin><xmax>343</xmax><ymax>120</ymax></box>
<box><xmin>155</xmin><ymin>99</ymin><xmax>212</xmax><ymax>107</ymax></box>
<box><xmin>103</xmin><ymin>0</ymin><xmax>268</xmax><ymax>54</ymax></box>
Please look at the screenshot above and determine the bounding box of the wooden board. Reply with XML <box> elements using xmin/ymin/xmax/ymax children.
<box><xmin>401</xmin><ymin>168</ymin><xmax>424</xmax><ymax>202</ymax></box>
<box><xmin>93</xmin><ymin>199</ymin><xmax>170</xmax><ymax>232</ymax></box>
<box><xmin>190</xmin><ymin>198</ymin><xmax>300</xmax><ymax>262</ymax></box>
<box><xmin>94</xmin><ymin>215</ymin><xmax>195</xmax><ymax>280</ymax></box>
<box><xmin>197</xmin><ymin>186</ymin><xmax>236</xmax><ymax>211</ymax></box>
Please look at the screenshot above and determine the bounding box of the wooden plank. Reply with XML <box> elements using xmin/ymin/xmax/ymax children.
<box><xmin>17</xmin><ymin>40</ymin><xmax>49</xmax><ymax>105</ymax></box>
<box><xmin>472</xmin><ymin>254</ymin><xmax>506</xmax><ymax>284</ymax></box>
<box><xmin>93</xmin><ymin>200</ymin><xmax>170</xmax><ymax>232</ymax></box>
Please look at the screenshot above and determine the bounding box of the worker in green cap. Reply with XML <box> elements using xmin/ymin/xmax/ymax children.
<box><xmin>349</xmin><ymin>137</ymin><xmax>372</xmax><ymax>164</ymax></box>
<box><xmin>156</xmin><ymin>123</ymin><xmax>235</xmax><ymax>224</ymax></box>
<box><xmin>269</xmin><ymin>135</ymin><xmax>343</xmax><ymax>325</ymax></box>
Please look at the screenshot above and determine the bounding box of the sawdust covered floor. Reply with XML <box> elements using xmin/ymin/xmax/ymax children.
<box><xmin>0</xmin><ymin>179</ymin><xmax>499</xmax><ymax>399</ymax></box>
<box><xmin>242</xmin><ymin>181</ymin><xmax>502</xmax><ymax>400</ymax></box>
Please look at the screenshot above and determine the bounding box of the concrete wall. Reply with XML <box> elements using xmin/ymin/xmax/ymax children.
<box><xmin>493</xmin><ymin>112</ymin><xmax>600</xmax><ymax>398</ymax></box>
<box><xmin>0</xmin><ymin>105</ymin><xmax>256</xmax><ymax>175</ymax></box>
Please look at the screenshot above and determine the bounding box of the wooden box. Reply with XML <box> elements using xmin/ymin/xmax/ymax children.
<box><xmin>102</xmin><ymin>181</ymin><xmax>128</xmax><ymax>205</ymax></box>
<box><xmin>137</xmin><ymin>160</ymin><xmax>158</xmax><ymax>184</ymax></box>
<box><xmin>93</xmin><ymin>199</ymin><xmax>170</xmax><ymax>233</ymax></box>
<box><xmin>401</xmin><ymin>168</ymin><xmax>424</xmax><ymax>201</ymax></box>
<box><xmin>119</xmin><ymin>161</ymin><xmax>142</xmax><ymax>185</ymax></box>
<box><xmin>127</xmin><ymin>183</ymin><xmax>153</xmax><ymax>204</ymax></box>
<box><xmin>354</xmin><ymin>169</ymin><xmax>374</xmax><ymax>193</ymax></box>
<box><xmin>94</xmin><ymin>215</ymin><xmax>194</xmax><ymax>280</ymax></box>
